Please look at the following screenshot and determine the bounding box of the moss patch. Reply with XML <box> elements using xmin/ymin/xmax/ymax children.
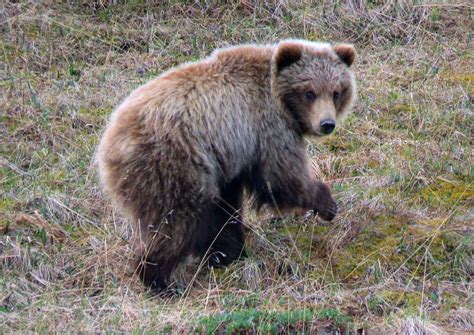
<box><xmin>417</xmin><ymin>178</ymin><xmax>474</xmax><ymax>208</ymax></box>
<box><xmin>270</xmin><ymin>211</ymin><xmax>471</xmax><ymax>285</ymax></box>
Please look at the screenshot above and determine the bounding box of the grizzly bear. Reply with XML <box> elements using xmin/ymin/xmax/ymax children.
<box><xmin>97</xmin><ymin>39</ymin><xmax>356</xmax><ymax>292</ymax></box>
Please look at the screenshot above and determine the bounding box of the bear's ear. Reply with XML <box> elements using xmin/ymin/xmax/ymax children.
<box><xmin>274</xmin><ymin>42</ymin><xmax>302</xmax><ymax>73</ymax></box>
<box><xmin>334</xmin><ymin>44</ymin><xmax>356</xmax><ymax>67</ymax></box>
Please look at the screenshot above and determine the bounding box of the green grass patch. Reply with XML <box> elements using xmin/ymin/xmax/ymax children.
<box><xmin>196</xmin><ymin>307</ymin><xmax>352</xmax><ymax>334</ymax></box>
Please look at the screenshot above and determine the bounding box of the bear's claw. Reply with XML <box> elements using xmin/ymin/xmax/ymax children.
<box><xmin>208</xmin><ymin>251</ymin><xmax>227</xmax><ymax>268</ymax></box>
<box><xmin>317</xmin><ymin>200</ymin><xmax>338</xmax><ymax>221</ymax></box>
<box><xmin>325</xmin><ymin>201</ymin><xmax>338</xmax><ymax>221</ymax></box>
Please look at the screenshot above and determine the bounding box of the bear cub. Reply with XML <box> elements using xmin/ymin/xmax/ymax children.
<box><xmin>97</xmin><ymin>39</ymin><xmax>356</xmax><ymax>292</ymax></box>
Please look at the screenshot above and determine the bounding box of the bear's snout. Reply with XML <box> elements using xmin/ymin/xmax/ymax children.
<box><xmin>320</xmin><ymin>119</ymin><xmax>336</xmax><ymax>135</ymax></box>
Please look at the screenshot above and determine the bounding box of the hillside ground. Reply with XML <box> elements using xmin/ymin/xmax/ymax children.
<box><xmin>1</xmin><ymin>1</ymin><xmax>473</xmax><ymax>333</ymax></box>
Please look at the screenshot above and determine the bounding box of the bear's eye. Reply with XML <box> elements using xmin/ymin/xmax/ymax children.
<box><xmin>305</xmin><ymin>91</ymin><xmax>316</xmax><ymax>101</ymax></box>
<box><xmin>333</xmin><ymin>91</ymin><xmax>340</xmax><ymax>101</ymax></box>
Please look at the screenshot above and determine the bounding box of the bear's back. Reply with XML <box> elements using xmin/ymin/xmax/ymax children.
<box><xmin>101</xmin><ymin>44</ymin><xmax>276</xmax><ymax>184</ymax></box>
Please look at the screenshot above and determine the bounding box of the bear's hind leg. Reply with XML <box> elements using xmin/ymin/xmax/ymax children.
<box><xmin>136</xmin><ymin>218</ymin><xmax>199</xmax><ymax>294</ymax></box>
<box><xmin>203</xmin><ymin>177</ymin><xmax>246</xmax><ymax>268</ymax></box>
<box><xmin>207</xmin><ymin>208</ymin><xmax>246</xmax><ymax>268</ymax></box>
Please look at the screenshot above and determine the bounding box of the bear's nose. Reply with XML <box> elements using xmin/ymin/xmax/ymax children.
<box><xmin>320</xmin><ymin>119</ymin><xmax>336</xmax><ymax>134</ymax></box>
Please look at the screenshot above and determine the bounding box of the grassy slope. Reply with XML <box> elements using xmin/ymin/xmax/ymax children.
<box><xmin>1</xmin><ymin>1</ymin><xmax>472</xmax><ymax>333</ymax></box>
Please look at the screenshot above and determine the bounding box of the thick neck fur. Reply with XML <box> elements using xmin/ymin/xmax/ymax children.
<box><xmin>212</xmin><ymin>44</ymin><xmax>299</xmax><ymax>130</ymax></box>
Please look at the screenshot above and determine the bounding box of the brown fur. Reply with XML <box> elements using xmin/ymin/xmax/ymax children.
<box><xmin>97</xmin><ymin>39</ymin><xmax>356</xmax><ymax>292</ymax></box>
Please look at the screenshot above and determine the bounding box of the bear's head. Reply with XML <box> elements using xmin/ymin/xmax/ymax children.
<box><xmin>271</xmin><ymin>40</ymin><xmax>356</xmax><ymax>136</ymax></box>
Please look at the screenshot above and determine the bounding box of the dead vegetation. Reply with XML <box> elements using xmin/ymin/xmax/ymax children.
<box><xmin>1</xmin><ymin>1</ymin><xmax>472</xmax><ymax>333</ymax></box>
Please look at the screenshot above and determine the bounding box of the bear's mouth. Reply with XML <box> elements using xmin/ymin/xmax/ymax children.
<box><xmin>313</xmin><ymin>131</ymin><xmax>327</xmax><ymax>137</ymax></box>
<box><xmin>307</xmin><ymin>124</ymin><xmax>331</xmax><ymax>137</ymax></box>
<box><xmin>310</xmin><ymin>127</ymin><xmax>335</xmax><ymax>137</ymax></box>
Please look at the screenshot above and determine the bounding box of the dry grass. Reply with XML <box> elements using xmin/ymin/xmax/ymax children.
<box><xmin>1</xmin><ymin>1</ymin><xmax>472</xmax><ymax>333</ymax></box>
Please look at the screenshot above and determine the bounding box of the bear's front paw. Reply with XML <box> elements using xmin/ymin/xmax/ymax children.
<box><xmin>208</xmin><ymin>251</ymin><xmax>228</xmax><ymax>268</ymax></box>
<box><xmin>321</xmin><ymin>200</ymin><xmax>338</xmax><ymax>221</ymax></box>
<box><xmin>313</xmin><ymin>181</ymin><xmax>338</xmax><ymax>221</ymax></box>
